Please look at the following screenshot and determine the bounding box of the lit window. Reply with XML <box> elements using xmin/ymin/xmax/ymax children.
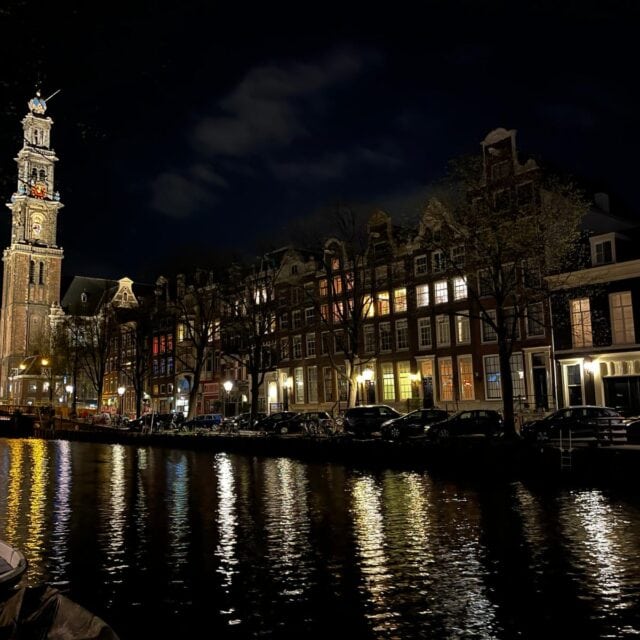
<box><xmin>397</xmin><ymin>361</ymin><xmax>411</xmax><ymax>399</ymax></box>
<box><xmin>458</xmin><ymin>355</ymin><xmax>474</xmax><ymax>400</ymax></box>
<box><xmin>455</xmin><ymin>313</ymin><xmax>470</xmax><ymax>344</ymax></box>
<box><xmin>393</xmin><ymin>288</ymin><xmax>407</xmax><ymax>313</ymax></box>
<box><xmin>363</xmin><ymin>295</ymin><xmax>375</xmax><ymax>318</ymax></box>
<box><xmin>377</xmin><ymin>291</ymin><xmax>390</xmax><ymax>315</ymax></box>
<box><xmin>294</xmin><ymin>367</ymin><xmax>304</xmax><ymax>403</ymax></box>
<box><xmin>416</xmin><ymin>284</ymin><xmax>429</xmax><ymax>307</ymax></box>
<box><xmin>319</xmin><ymin>279</ymin><xmax>328</xmax><ymax>296</ymax></box>
<box><xmin>453</xmin><ymin>277</ymin><xmax>467</xmax><ymax>300</ymax></box>
<box><xmin>438</xmin><ymin>358</ymin><xmax>453</xmax><ymax>401</ymax></box>
<box><xmin>570</xmin><ymin>298</ymin><xmax>593</xmax><ymax>348</ymax></box>
<box><xmin>333</xmin><ymin>275</ymin><xmax>343</xmax><ymax>294</ymax></box>
<box><xmin>382</xmin><ymin>362</ymin><xmax>395</xmax><ymax>401</ymax></box>
<box><xmin>434</xmin><ymin>281</ymin><xmax>448</xmax><ymax>304</ymax></box>
<box><xmin>610</xmin><ymin>292</ymin><xmax>635</xmax><ymax>344</ymax></box>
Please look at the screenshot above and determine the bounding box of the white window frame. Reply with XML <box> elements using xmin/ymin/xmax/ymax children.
<box><xmin>418</xmin><ymin>317</ymin><xmax>432</xmax><ymax>349</ymax></box>
<box><xmin>610</xmin><ymin>291</ymin><xmax>635</xmax><ymax>345</ymax></box>
<box><xmin>434</xmin><ymin>280</ymin><xmax>448</xmax><ymax>304</ymax></box>
<box><xmin>455</xmin><ymin>313</ymin><xmax>471</xmax><ymax>345</ymax></box>
<box><xmin>436</xmin><ymin>315</ymin><xmax>450</xmax><ymax>347</ymax></box>
<box><xmin>453</xmin><ymin>276</ymin><xmax>467</xmax><ymax>301</ymax></box>
<box><xmin>396</xmin><ymin>319</ymin><xmax>409</xmax><ymax>350</ymax></box>
<box><xmin>414</xmin><ymin>255</ymin><xmax>428</xmax><ymax>276</ymax></box>
<box><xmin>416</xmin><ymin>283</ymin><xmax>429</xmax><ymax>307</ymax></box>
<box><xmin>458</xmin><ymin>355</ymin><xmax>474</xmax><ymax>401</ymax></box>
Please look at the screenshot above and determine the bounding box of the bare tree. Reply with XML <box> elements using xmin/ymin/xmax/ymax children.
<box><xmin>219</xmin><ymin>256</ymin><xmax>281</xmax><ymax>421</ymax></box>
<box><xmin>172</xmin><ymin>270</ymin><xmax>220</xmax><ymax>420</ymax></box>
<box><xmin>312</xmin><ymin>205</ymin><xmax>384</xmax><ymax>408</ymax></box>
<box><xmin>77</xmin><ymin>307</ymin><xmax>118</xmax><ymax>413</ymax></box>
<box><xmin>421</xmin><ymin>147</ymin><xmax>587</xmax><ymax>435</ymax></box>
<box><xmin>118</xmin><ymin>303</ymin><xmax>153</xmax><ymax>419</ymax></box>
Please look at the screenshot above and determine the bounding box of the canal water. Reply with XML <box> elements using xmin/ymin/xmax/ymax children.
<box><xmin>1</xmin><ymin>438</ymin><xmax>640</xmax><ymax>639</ymax></box>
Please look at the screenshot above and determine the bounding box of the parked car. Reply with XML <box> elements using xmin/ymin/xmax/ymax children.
<box><xmin>220</xmin><ymin>411</ymin><xmax>267</xmax><ymax>432</ymax></box>
<box><xmin>428</xmin><ymin>410</ymin><xmax>504</xmax><ymax>441</ymax></box>
<box><xmin>624</xmin><ymin>418</ymin><xmax>640</xmax><ymax>443</ymax></box>
<box><xmin>380</xmin><ymin>408</ymin><xmax>449</xmax><ymax>440</ymax></box>
<box><xmin>342</xmin><ymin>405</ymin><xmax>403</xmax><ymax>437</ymax></box>
<box><xmin>521</xmin><ymin>406</ymin><xmax>625</xmax><ymax>443</ymax></box>
<box><xmin>183</xmin><ymin>413</ymin><xmax>223</xmax><ymax>430</ymax></box>
<box><xmin>255</xmin><ymin>411</ymin><xmax>299</xmax><ymax>434</ymax></box>
<box><xmin>283</xmin><ymin>411</ymin><xmax>335</xmax><ymax>435</ymax></box>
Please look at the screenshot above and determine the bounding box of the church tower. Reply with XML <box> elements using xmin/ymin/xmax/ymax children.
<box><xmin>0</xmin><ymin>91</ymin><xmax>64</xmax><ymax>402</ymax></box>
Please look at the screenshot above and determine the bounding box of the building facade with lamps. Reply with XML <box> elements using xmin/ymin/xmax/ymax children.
<box><xmin>550</xmin><ymin>220</ymin><xmax>640</xmax><ymax>415</ymax></box>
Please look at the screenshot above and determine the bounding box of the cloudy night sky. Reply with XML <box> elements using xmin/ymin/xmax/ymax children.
<box><xmin>0</xmin><ymin>0</ymin><xmax>638</xmax><ymax>283</ymax></box>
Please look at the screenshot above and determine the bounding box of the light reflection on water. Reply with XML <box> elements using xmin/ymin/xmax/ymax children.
<box><xmin>1</xmin><ymin>438</ymin><xmax>640</xmax><ymax>639</ymax></box>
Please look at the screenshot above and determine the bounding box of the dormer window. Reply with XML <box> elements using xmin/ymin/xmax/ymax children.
<box><xmin>595</xmin><ymin>241</ymin><xmax>612</xmax><ymax>265</ymax></box>
<box><xmin>590</xmin><ymin>233</ymin><xmax>616</xmax><ymax>266</ymax></box>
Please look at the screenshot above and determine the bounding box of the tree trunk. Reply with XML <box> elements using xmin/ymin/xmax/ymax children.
<box><xmin>498</xmin><ymin>336</ymin><xmax>516</xmax><ymax>437</ymax></box>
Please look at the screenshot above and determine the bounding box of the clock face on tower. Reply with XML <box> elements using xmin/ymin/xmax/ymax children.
<box><xmin>30</xmin><ymin>181</ymin><xmax>47</xmax><ymax>199</ymax></box>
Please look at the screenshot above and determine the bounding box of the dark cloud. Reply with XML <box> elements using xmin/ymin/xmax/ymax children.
<box><xmin>269</xmin><ymin>147</ymin><xmax>402</xmax><ymax>183</ymax></box>
<box><xmin>190</xmin><ymin>49</ymin><xmax>367</xmax><ymax>157</ymax></box>
<box><xmin>150</xmin><ymin>171</ymin><xmax>220</xmax><ymax>218</ymax></box>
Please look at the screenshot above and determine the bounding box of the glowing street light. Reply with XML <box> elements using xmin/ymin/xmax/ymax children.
<box><xmin>223</xmin><ymin>380</ymin><xmax>233</xmax><ymax>417</ymax></box>
<box><xmin>117</xmin><ymin>385</ymin><xmax>126</xmax><ymax>416</ymax></box>
<box><xmin>283</xmin><ymin>376</ymin><xmax>293</xmax><ymax>410</ymax></box>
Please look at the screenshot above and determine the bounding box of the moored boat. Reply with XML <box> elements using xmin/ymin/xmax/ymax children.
<box><xmin>0</xmin><ymin>539</ymin><xmax>27</xmax><ymax>591</ymax></box>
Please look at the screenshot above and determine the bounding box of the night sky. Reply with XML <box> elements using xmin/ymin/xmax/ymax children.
<box><xmin>0</xmin><ymin>0</ymin><xmax>638</xmax><ymax>283</ymax></box>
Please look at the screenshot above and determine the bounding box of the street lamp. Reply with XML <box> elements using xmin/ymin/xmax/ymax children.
<box><xmin>223</xmin><ymin>380</ymin><xmax>233</xmax><ymax>417</ymax></box>
<box><xmin>117</xmin><ymin>386</ymin><xmax>126</xmax><ymax>417</ymax></box>
<box><xmin>356</xmin><ymin>374</ymin><xmax>364</xmax><ymax>405</ymax></box>
<box><xmin>65</xmin><ymin>384</ymin><xmax>74</xmax><ymax>414</ymax></box>
<box><xmin>283</xmin><ymin>376</ymin><xmax>293</xmax><ymax>410</ymax></box>
<box><xmin>362</xmin><ymin>367</ymin><xmax>374</xmax><ymax>404</ymax></box>
<box><xmin>40</xmin><ymin>357</ymin><xmax>53</xmax><ymax>405</ymax></box>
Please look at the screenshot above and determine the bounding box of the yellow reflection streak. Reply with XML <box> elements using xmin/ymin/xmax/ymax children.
<box><xmin>4</xmin><ymin>440</ymin><xmax>24</xmax><ymax>543</ymax></box>
<box><xmin>25</xmin><ymin>439</ymin><xmax>48</xmax><ymax>583</ymax></box>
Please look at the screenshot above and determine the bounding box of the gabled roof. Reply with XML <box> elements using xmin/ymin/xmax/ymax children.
<box><xmin>61</xmin><ymin>276</ymin><xmax>154</xmax><ymax>316</ymax></box>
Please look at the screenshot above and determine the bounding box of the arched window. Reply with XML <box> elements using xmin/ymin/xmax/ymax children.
<box><xmin>38</xmin><ymin>169</ymin><xmax>46</xmax><ymax>182</ymax></box>
<box><xmin>38</xmin><ymin>262</ymin><xmax>44</xmax><ymax>285</ymax></box>
<box><xmin>29</xmin><ymin>260</ymin><xmax>35</xmax><ymax>284</ymax></box>
<box><xmin>30</xmin><ymin>168</ymin><xmax>37</xmax><ymax>183</ymax></box>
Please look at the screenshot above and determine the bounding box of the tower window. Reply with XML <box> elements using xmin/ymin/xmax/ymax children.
<box><xmin>39</xmin><ymin>169</ymin><xmax>46</xmax><ymax>182</ymax></box>
<box><xmin>39</xmin><ymin>262</ymin><xmax>44</xmax><ymax>285</ymax></box>
<box><xmin>29</xmin><ymin>260</ymin><xmax>35</xmax><ymax>284</ymax></box>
